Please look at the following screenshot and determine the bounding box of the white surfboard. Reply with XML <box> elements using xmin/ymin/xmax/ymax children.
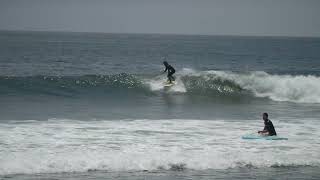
<box><xmin>163</xmin><ymin>81</ymin><xmax>176</xmax><ymax>87</ymax></box>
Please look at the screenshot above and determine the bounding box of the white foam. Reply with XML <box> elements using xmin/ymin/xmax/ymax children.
<box><xmin>144</xmin><ymin>73</ymin><xmax>186</xmax><ymax>93</ymax></box>
<box><xmin>0</xmin><ymin>118</ymin><xmax>320</xmax><ymax>175</ymax></box>
<box><xmin>207</xmin><ymin>71</ymin><xmax>320</xmax><ymax>103</ymax></box>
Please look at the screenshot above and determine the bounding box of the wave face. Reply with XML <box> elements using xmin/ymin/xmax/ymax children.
<box><xmin>2</xmin><ymin>70</ymin><xmax>320</xmax><ymax>103</ymax></box>
<box><xmin>0</xmin><ymin>73</ymin><xmax>148</xmax><ymax>97</ymax></box>
<box><xmin>0</xmin><ymin>119</ymin><xmax>319</xmax><ymax>175</ymax></box>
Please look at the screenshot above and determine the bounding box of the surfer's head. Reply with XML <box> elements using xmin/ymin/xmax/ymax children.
<box><xmin>263</xmin><ymin>113</ymin><xmax>268</xmax><ymax>121</ymax></box>
<box><xmin>163</xmin><ymin>61</ymin><xmax>169</xmax><ymax>66</ymax></box>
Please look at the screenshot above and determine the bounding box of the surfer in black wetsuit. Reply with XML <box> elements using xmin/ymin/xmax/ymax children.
<box><xmin>258</xmin><ymin>113</ymin><xmax>277</xmax><ymax>136</ymax></box>
<box><xmin>163</xmin><ymin>61</ymin><xmax>175</xmax><ymax>83</ymax></box>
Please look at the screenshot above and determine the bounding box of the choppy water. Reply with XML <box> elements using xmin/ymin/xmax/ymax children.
<box><xmin>0</xmin><ymin>31</ymin><xmax>320</xmax><ymax>179</ymax></box>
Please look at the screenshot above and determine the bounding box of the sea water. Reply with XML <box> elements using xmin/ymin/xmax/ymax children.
<box><xmin>0</xmin><ymin>31</ymin><xmax>320</xmax><ymax>179</ymax></box>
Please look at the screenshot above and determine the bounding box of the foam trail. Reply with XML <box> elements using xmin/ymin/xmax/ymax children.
<box><xmin>0</xmin><ymin>119</ymin><xmax>320</xmax><ymax>175</ymax></box>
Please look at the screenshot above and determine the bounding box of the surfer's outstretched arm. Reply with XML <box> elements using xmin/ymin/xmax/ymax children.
<box><xmin>163</xmin><ymin>66</ymin><xmax>168</xmax><ymax>73</ymax></box>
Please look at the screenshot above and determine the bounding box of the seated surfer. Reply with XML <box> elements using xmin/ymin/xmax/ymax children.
<box><xmin>163</xmin><ymin>61</ymin><xmax>175</xmax><ymax>83</ymax></box>
<box><xmin>258</xmin><ymin>113</ymin><xmax>277</xmax><ymax>136</ymax></box>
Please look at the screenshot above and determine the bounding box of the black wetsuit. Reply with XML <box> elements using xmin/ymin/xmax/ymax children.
<box><xmin>264</xmin><ymin>119</ymin><xmax>277</xmax><ymax>136</ymax></box>
<box><xmin>164</xmin><ymin>65</ymin><xmax>175</xmax><ymax>82</ymax></box>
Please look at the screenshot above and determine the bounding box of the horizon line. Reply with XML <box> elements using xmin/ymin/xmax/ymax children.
<box><xmin>0</xmin><ymin>29</ymin><xmax>319</xmax><ymax>39</ymax></box>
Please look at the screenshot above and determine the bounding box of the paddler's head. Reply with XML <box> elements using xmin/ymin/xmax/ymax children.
<box><xmin>263</xmin><ymin>113</ymin><xmax>268</xmax><ymax>121</ymax></box>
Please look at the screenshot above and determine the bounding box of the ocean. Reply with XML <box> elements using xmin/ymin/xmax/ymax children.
<box><xmin>0</xmin><ymin>30</ymin><xmax>320</xmax><ymax>179</ymax></box>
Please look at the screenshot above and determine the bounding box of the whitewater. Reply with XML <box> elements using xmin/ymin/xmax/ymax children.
<box><xmin>1</xmin><ymin>118</ymin><xmax>320</xmax><ymax>175</ymax></box>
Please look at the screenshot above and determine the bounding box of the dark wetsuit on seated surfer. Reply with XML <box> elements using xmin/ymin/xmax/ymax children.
<box><xmin>163</xmin><ymin>61</ymin><xmax>175</xmax><ymax>83</ymax></box>
<box><xmin>258</xmin><ymin>113</ymin><xmax>277</xmax><ymax>136</ymax></box>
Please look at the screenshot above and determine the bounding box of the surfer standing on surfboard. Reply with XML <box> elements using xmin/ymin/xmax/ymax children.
<box><xmin>258</xmin><ymin>113</ymin><xmax>277</xmax><ymax>136</ymax></box>
<box><xmin>163</xmin><ymin>61</ymin><xmax>175</xmax><ymax>83</ymax></box>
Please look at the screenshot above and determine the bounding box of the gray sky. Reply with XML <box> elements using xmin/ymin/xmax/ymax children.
<box><xmin>0</xmin><ymin>0</ymin><xmax>320</xmax><ymax>37</ymax></box>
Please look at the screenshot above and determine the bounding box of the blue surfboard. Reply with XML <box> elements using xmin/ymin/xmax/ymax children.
<box><xmin>242</xmin><ymin>134</ymin><xmax>288</xmax><ymax>140</ymax></box>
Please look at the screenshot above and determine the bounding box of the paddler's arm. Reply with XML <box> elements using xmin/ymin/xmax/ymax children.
<box><xmin>258</xmin><ymin>124</ymin><xmax>268</xmax><ymax>133</ymax></box>
<box><xmin>258</xmin><ymin>130</ymin><xmax>267</xmax><ymax>133</ymax></box>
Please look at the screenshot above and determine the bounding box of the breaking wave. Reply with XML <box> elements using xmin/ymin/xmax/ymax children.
<box><xmin>1</xmin><ymin>69</ymin><xmax>320</xmax><ymax>103</ymax></box>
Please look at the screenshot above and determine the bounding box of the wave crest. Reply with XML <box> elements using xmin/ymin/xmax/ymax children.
<box><xmin>205</xmin><ymin>70</ymin><xmax>320</xmax><ymax>103</ymax></box>
<box><xmin>147</xmin><ymin>69</ymin><xmax>320</xmax><ymax>103</ymax></box>
<box><xmin>2</xmin><ymin>70</ymin><xmax>320</xmax><ymax>103</ymax></box>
